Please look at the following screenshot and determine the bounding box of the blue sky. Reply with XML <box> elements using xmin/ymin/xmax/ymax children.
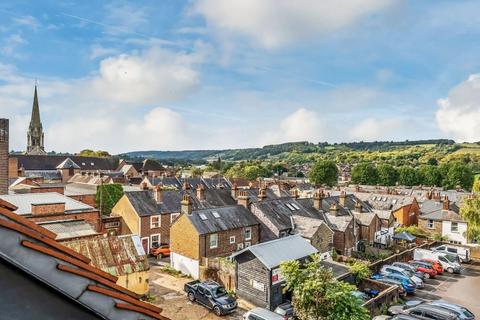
<box><xmin>1</xmin><ymin>0</ymin><xmax>480</xmax><ymax>153</ymax></box>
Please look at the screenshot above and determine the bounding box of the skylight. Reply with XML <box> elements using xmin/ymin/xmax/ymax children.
<box><xmin>199</xmin><ymin>213</ymin><xmax>208</xmax><ymax>220</ymax></box>
<box><xmin>212</xmin><ymin>211</ymin><xmax>220</xmax><ymax>218</ymax></box>
<box><xmin>285</xmin><ymin>203</ymin><xmax>295</xmax><ymax>211</ymax></box>
<box><xmin>291</xmin><ymin>203</ymin><xmax>300</xmax><ymax>210</ymax></box>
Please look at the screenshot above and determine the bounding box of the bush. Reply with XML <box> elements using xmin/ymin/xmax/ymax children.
<box><xmin>349</xmin><ymin>261</ymin><xmax>371</xmax><ymax>285</ymax></box>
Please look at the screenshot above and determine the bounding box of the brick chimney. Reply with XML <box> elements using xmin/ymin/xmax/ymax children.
<box><xmin>355</xmin><ymin>201</ymin><xmax>362</xmax><ymax>213</ymax></box>
<box><xmin>290</xmin><ymin>188</ymin><xmax>299</xmax><ymax>199</ymax></box>
<box><xmin>313</xmin><ymin>189</ymin><xmax>323</xmax><ymax>210</ymax></box>
<box><xmin>140</xmin><ymin>182</ymin><xmax>148</xmax><ymax>190</ymax></box>
<box><xmin>31</xmin><ymin>202</ymin><xmax>65</xmax><ymax>215</ymax></box>
<box><xmin>354</xmin><ymin>185</ymin><xmax>360</xmax><ymax>192</ymax></box>
<box><xmin>329</xmin><ymin>203</ymin><xmax>339</xmax><ymax>216</ymax></box>
<box><xmin>339</xmin><ymin>191</ymin><xmax>347</xmax><ymax>207</ymax></box>
<box><xmin>181</xmin><ymin>194</ymin><xmax>192</xmax><ymax>215</ymax></box>
<box><xmin>443</xmin><ymin>195</ymin><xmax>450</xmax><ymax>210</ymax></box>
<box><xmin>425</xmin><ymin>190</ymin><xmax>432</xmax><ymax>200</ymax></box>
<box><xmin>258</xmin><ymin>185</ymin><xmax>267</xmax><ymax>201</ymax></box>
<box><xmin>231</xmin><ymin>183</ymin><xmax>238</xmax><ymax>199</ymax></box>
<box><xmin>196</xmin><ymin>184</ymin><xmax>205</xmax><ymax>201</ymax></box>
<box><xmin>182</xmin><ymin>181</ymin><xmax>190</xmax><ymax>191</ymax></box>
<box><xmin>154</xmin><ymin>184</ymin><xmax>163</xmax><ymax>204</ymax></box>
<box><xmin>237</xmin><ymin>191</ymin><xmax>250</xmax><ymax>209</ymax></box>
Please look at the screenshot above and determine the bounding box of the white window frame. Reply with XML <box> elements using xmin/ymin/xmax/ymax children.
<box><xmin>170</xmin><ymin>213</ymin><xmax>180</xmax><ymax>224</ymax></box>
<box><xmin>209</xmin><ymin>233</ymin><xmax>218</xmax><ymax>249</ymax></box>
<box><xmin>229</xmin><ymin>235</ymin><xmax>236</xmax><ymax>244</ymax></box>
<box><xmin>451</xmin><ymin>222</ymin><xmax>458</xmax><ymax>233</ymax></box>
<box><xmin>150</xmin><ymin>215</ymin><xmax>161</xmax><ymax>229</ymax></box>
<box><xmin>245</xmin><ymin>227</ymin><xmax>252</xmax><ymax>241</ymax></box>
<box><xmin>150</xmin><ymin>234</ymin><xmax>161</xmax><ymax>248</ymax></box>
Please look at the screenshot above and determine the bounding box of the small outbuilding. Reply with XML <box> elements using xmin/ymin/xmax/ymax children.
<box><xmin>231</xmin><ymin>235</ymin><xmax>317</xmax><ymax>310</ymax></box>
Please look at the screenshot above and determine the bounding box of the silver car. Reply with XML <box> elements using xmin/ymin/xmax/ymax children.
<box><xmin>380</xmin><ymin>265</ymin><xmax>424</xmax><ymax>288</ymax></box>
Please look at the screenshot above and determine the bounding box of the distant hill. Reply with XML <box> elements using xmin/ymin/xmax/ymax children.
<box><xmin>119</xmin><ymin>139</ymin><xmax>458</xmax><ymax>162</ymax></box>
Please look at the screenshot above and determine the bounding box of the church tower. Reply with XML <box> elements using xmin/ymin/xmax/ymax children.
<box><xmin>26</xmin><ymin>85</ymin><xmax>46</xmax><ymax>155</ymax></box>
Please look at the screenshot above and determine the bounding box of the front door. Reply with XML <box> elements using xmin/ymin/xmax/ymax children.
<box><xmin>141</xmin><ymin>237</ymin><xmax>149</xmax><ymax>254</ymax></box>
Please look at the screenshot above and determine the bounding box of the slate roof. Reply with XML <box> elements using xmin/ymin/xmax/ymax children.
<box><xmin>147</xmin><ymin>177</ymin><xmax>182</xmax><ymax>189</ymax></box>
<box><xmin>38</xmin><ymin>219</ymin><xmax>99</xmax><ymax>240</ymax></box>
<box><xmin>353</xmin><ymin>211</ymin><xmax>377</xmax><ymax>226</ymax></box>
<box><xmin>291</xmin><ymin>215</ymin><xmax>331</xmax><ymax>239</ymax></box>
<box><xmin>231</xmin><ymin>235</ymin><xmax>318</xmax><ymax>269</ymax></box>
<box><xmin>420</xmin><ymin>199</ymin><xmax>459</xmax><ymax>215</ymax></box>
<box><xmin>295</xmin><ymin>198</ymin><xmax>353</xmax><ymax>232</ymax></box>
<box><xmin>354</xmin><ymin>192</ymin><xmax>415</xmax><ymax>211</ymax></box>
<box><xmin>14</xmin><ymin>155</ymin><xmax>119</xmax><ymax>171</ymax></box>
<box><xmin>0</xmin><ymin>199</ymin><xmax>168</xmax><ymax>320</ymax></box>
<box><xmin>125</xmin><ymin>189</ymin><xmax>237</xmax><ymax>216</ymax></box>
<box><xmin>0</xmin><ymin>192</ymin><xmax>95</xmax><ymax>215</ymax></box>
<box><xmin>56</xmin><ymin>157</ymin><xmax>81</xmax><ymax>169</ymax></box>
<box><xmin>24</xmin><ymin>170</ymin><xmax>62</xmax><ymax>180</ymax></box>
<box><xmin>419</xmin><ymin>209</ymin><xmax>465</xmax><ymax>223</ymax></box>
<box><xmin>63</xmin><ymin>235</ymin><xmax>149</xmax><ymax>277</ymax></box>
<box><xmin>142</xmin><ymin>159</ymin><xmax>164</xmax><ymax>171</ymax></box>
<box><xmin>186</xmin><ymin>205</ymin><xmax>259</xmax><ymax>235</ymax></box>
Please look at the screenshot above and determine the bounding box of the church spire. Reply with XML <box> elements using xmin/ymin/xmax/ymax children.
<box><xmin>26</xmin><ymin>84</ymin><xmax>46</xmax><ymax>155</ymax></box>
<box><xmin>30</xmin><ymin>85</ymin><xmax>42</xmax><ymax>129</ymax></box>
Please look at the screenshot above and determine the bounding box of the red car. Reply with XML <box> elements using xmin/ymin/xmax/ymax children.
<box><xmin>420</xmin><ymin>258</ymin><xmax>444</xmax><ymax>274</ymax></box>
<box><xmin>408</xmin><ymin>260</ymin><xmax>437</xmax><ymax>278</ymax></box>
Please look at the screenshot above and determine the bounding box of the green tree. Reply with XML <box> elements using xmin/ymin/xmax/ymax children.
<box><xmin>308</xmin><ymin>160</ymin><xmax>338</xmax><ymax>186</ymax></box>
<box><xmin>280</xmin><ymin>254</ymin><xmax>370</xmax><ymax>320</ymax></box>
<box><xmin>443</xmin><ymin>162</ymin><xmax>474</xmax><ymax>190</ymax></box>
<box><xmin>96</xmin><ymin>184</ymin><xmax>124</xmax><ymax>216</ymax></box>
<box><xmin>460</xmin><ymin>195</ymin><xmax>480</xmax><ymax>242</ymax></box>
<box><xmin>190</xmin><ymin>166</ymin><xmax>203</xmax><ymax>177</ymax></box>
<box><xmin>348</xmin><ymin>261</ymin><xmax>371</xmax><ymax>285</ymax></box>
<box><xmin>351</xmin><ymin>163</ymin><xmax>378</xmax><ymax>185</ymax></box>
<box><xmin>397</xmin><ymin>166</ymin><xmax>419</xmax><ymax>186</ymax></box>
<box><xmin>377</xmin><ymin>164</ymin><xmax>398</xmax><ymax>186</ymax></box>
<box><xmin>417</xmin><ymin>165</ymin><xmax>442</xmax><ymax>187</ymax></box>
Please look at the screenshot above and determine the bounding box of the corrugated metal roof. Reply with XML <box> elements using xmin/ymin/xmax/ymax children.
<box><xmin>232</xmin><ymin>235</ymin><xmax>318</xmax><ymax>269</ymax></box>
<box><xmin>63</xmin><ymin>235</ymin><xmax>149</xmax><ymax>277</ymax></box>
<box><xmin>0</xmin><ymin>192</ymin><xmax>95</xmax><ymax>215</ymax></box>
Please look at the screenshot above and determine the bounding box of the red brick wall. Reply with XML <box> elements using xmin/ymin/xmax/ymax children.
<box><xmin>31</xmin><ymin>203</ymin><xmax>65</xmax><ymax>215</ymax></box>
<box><xmin>200</xmin><ymin>224</ymin><xmax>260</xmax><ymax>258</ymax></box>
<box><xmin>8</xmin><ymin>157</ymin><xmax>18</xmax><ymax>179</ymax></box>
<box><xmin>31</xmin><ymin>187</ymin><xmax>65</xmax><ymax>195</ymax></box>
<box><xmin>69</xmin><ymin>194</ymin><xmax>97</xmax><ymax>208</ymax></box>
<box><xmin>0</xmin><ymin>119</ymin><xmax>8</xmax><ymax>194</ymax></box>
<box><xmin>140</xmin><ymin>213</ymin><xmax>175</xmax><ymax>246</ymax></box>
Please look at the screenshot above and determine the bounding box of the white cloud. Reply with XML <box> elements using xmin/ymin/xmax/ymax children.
<box><xmin>13</xmin><ymin>15</ymin><xmax>40</xmax><ymax>30</ymax></box>
<box><xmin>193</xmin><ymin>0</ymin><xmax>395</xmax><ymax>48</ymax></box>
<box><xmin>348</xmin><ymin>117</ymin><xmax>406</xmax><ymax>141</ymax></box>
<box><xmin>89</xmin><ymin>45</ymin><xmax>118</xmax><ymax>60</ymax></box>
<box><xmin>90</xmin><ymin>47</ymin><xmax>201</xmax><ymax>105</ymax></box>
<box><xmin>1</xmin><ymin>33</ymin><xmax>27</xmax><ymax>57</ymax></box>
<box><xmin>436</xmin><ymin>74</ymin><xmax>480</xmax><ymax>142</ymax></box>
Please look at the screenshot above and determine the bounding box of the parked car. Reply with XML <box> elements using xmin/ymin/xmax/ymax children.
<box><xmin>408</xmin><ymin>260</ymin><xmax>437</xmax><ymax>278</ymax></box>
<box><xmin>374</xmin><ymin>278</ymin><xmax>406</xmax><ymax>296</ymax></box>
<box><xmin>388</xmin><ymin>301</ymin><xmax>424</xmax><ymax>316</ymax></box>
<box><xmin>433</xmin><ymin>245</ymin><xmax>471</xmax><ymax>263</ymax></box>
<box><xmin>401</xmin><ymin>304</ymin><xmax>461</xmax><ymax>319</ymax></box>
<box><xmin>420</xmin><ymin>258</ymin><xmax>444</xmax><ymax>274</ymax></box>
<box><xmin>274</xmin><ymin>301</ymin><xmax>296</xmax><ymax>320</ymax></box>
<box><xmin>429</xmin><ymin>300</ymin><xmax>476</xmax><ymax>320</ymax></box>
<box><xmin>392</xmin><ymin>262</ymin><xmax>426</xmax><ymax>280</ymax></box>
<box><xmin>414</xmin><ymin>249</ymin><xmax>461</xmax><ymax>273</ymax></box>
<box><xmin>184</xmin><ymin>280</ymin><xmax>237</xmax><ymax>316</ymax></box>
<box><xmin>150</xmin><ymin>244</ymin><xmax>171</xmax><ymax>258</ymax></box>
<box><xmin>243</xmin><ymin>307</ymin><xmax>285</xmax><ymax>320</ymax></box>
<box><xmin>380</xmin><ymin>265</ymin><xmax>424</xmax><ymax>288</ymax></box>
<box><xmin>372</xmin><ymin>273</ymin><xmax>416</xmax><ymax>294</ymax></box>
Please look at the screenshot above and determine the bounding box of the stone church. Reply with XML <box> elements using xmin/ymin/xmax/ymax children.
<box><xmin>26</xmin><ymin>85</ymin><xmax>46</xmax><ymax>155</ymax></box>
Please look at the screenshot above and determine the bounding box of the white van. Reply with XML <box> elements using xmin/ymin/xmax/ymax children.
<box><xmin>243</xmin><ymin>307</ymin><xmax>284</xmax><ymax>320</ymax></box>
<box><xmin>413</xmin><ymin>249</ymin><xmax>461</xmax><ymax>273</ymax></box>
<box><xmin>432</xmin><ymin>244</ymin><xmax>471</xmax><ymax>263</ymax></box>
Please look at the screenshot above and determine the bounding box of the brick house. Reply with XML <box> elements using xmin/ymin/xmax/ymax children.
<box><xmin>111</xmin><ymin>185</ymin><xmax>236</xmax><ymax>253</ymax></box>
<box><xmin>290</xmin><ymin>215</ymin><xmax>333</xmax><ymax>256</ymax></box>
<box><xmin>170</xmin><ymin>202</ymin><xmax>260</xmax><ymax>279</ymax></box>
<box><xmin>0</xmin><ymin>192</ymin><xmax>101</xmax><ymax>231</ymax></box>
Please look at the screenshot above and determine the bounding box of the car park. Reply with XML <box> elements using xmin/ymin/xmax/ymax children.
<box><xmin>429</xmin><ymin>301</ymin><xmax>476</xmax><ymax>320</ymax></box>
<box><xmin>420</xmin><ymin>258</ymin><xmax>444</xmax><ymax>274</ymax></box>
<box><xmin>392</xmin><ymin>262</ymin><xmax>426</xmax><ymax>280</ymax></box>
<box><xmin>380</xmin><ymin>265</ymin><xmax>424</xmax><ymax>288</ymax></box>
<box><xmin>414</xmin><ymin>249</ymin><xmax>461</xmax><ymax>273</ymax></box>
<box><xmin>372</xmin><ymin>273</ymin><xmax>416</xmax><ymax>294</ymax></box>
<box><xmin>401</xmin><ymin>304</ymin><xmax>461</xmax><ymax>319</ymax></box>
<box><xmin>273</xmin><ymin>301</ymin><xmax>296</xmax><ymax>320</ymax></box>
<box><xmin>243</xmin><ymin>307</ymin><xmax>285</xmax><ymax>320</ymax></box>
<box><xmin>433</xmin><ymin>245</ymin><xmax>471</xmax><ymax>263</ymax></box>
<box><xmin>408</xmin><ymin>260</ymin><xmax>437</xmax><ymax>278</ymax></box>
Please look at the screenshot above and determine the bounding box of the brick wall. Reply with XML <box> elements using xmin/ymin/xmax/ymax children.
<box><xmin>31</xmin><ymin>186</ymin><xmax>65</xmax><ymax>194</ymax></box>
<box><xmin>140</xmin><ymin>213</ymin><xmax>175</xmax><ymax>246</ymax></box>
<box><xmin>200</xmin><ymin>224</ymin><xmax>260</xmax><ymax>258</ymax></box>
<box><xmin>418</xmin><ymin>218</ymin><xmax>442</xmax><ymax>236</ymax></box>
<box><xmin>0</xmin><ymin>119</ymin><xmax>8</xmax><ymax>195</ymax></box>
<box><xmin>8</xmin><ymin>156</ymin><xmax>18</xmax><ymax>179</ymax></box>
<box><xmin>31</xmin><ymin>203</ymin><xmax>65</xmax><ymax>215</ymax></box>
<box><xmin>69</xmin><ymin>194</ymin><xmax>96</xmax><ymax>207</ymax></box>
<box><xmin>311</xmin><ymin>223</ymin><xmax>333</xmax><ymax>253</ymax></box>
